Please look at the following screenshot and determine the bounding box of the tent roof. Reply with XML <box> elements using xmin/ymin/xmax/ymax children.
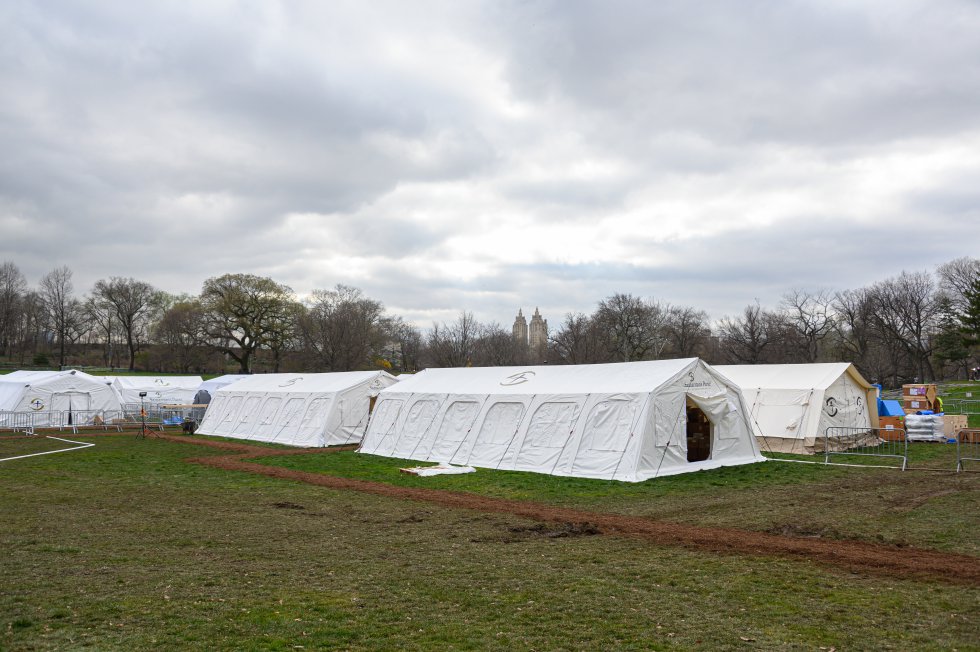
<box><xmin>215</xmin><ymin>371</ymin><xmax>395</xmax><ymax>395</ymax></box>
<box><xmin>715</xmin><ymin>363</ymin><xmax>871</xmax><ymax>391</ymax></box>
<box><xmin>108</xmin><ymin>375</ymin><xmax>203</xmax><ymax>390</ymax></box>
<box><xmin>0</xmin><ymin>369</ymin><xmax>112</xmax><ymax>387</ymax></box>
<box><xmin>198</xmin><ymin>374</ymin><xmax>251</xmax><ymax>394</ymax></box>
<box><xmin>381</xmin><ymin>359</ymin><xmax>699</xmax><ymax>395</ymax></box>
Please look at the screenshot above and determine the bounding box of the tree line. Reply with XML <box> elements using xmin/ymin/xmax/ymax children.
<box><xmin>0</xmin><ymin>257</ymin><xmax>977</xmax><ymax>387</ymax></box>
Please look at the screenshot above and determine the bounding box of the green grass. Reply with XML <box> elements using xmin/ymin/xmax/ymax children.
<box><xmin>1</xmin><ymin>435</ymin><xmax>978</xmax><ymax>650</ymax></box>
<box><xmin>255</xmin><ymin>443</ymin><xmax>980</xmax><ymax>555</ymax></box>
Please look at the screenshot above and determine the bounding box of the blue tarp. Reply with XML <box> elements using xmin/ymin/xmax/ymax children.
<box><xmin>878</xmin><ymin>399</ymin><xmax>905</xmax><ymax>416</ymax></box>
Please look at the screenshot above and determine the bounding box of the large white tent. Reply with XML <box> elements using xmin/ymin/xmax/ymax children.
<box><xmin>105</xmin><ymin>375</ymin><xmax>204</xmax><ymax>405</ymax></box>
<box><xmin>359</xmin><ymin>358</ymin><xmax>764</xmax><ymax>481</ymax></box>
<box><xmin>0</xmin><ymin>369</ymin><xmax>121</xmax><ymax>427</ymax></box>
<box><xmin>196</xmin><ymin>371</ymin><xmax>399</xmax><ymax>447</ymax></box>
<box><xmin>194</xmin><ymin>375</ymin><xmax>251</xmax><ymax>404</ymax></box>
<box><xmin>714</xmin><ymin>363</ymin><xmax>878</xmax><ymax>454</ymax></box>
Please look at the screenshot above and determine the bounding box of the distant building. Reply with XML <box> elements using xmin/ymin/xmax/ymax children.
<box><xmin>513</xmin><ymin>307</ymin><xmax>548</xmax><ymax>363</ymax></box>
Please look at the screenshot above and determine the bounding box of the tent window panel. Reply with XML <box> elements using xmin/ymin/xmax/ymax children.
<box><xmin>277</xmin><ymin>398</ymin><xmax>306</xmax><ymax>428</ymax></box>
<box><xmin>369</xmin><ymin>399</ymin><xmax>403</xmax><ymax>436</ymax></box>
<box><xmin>434</xmin><ymin>401</ymin><xmax>481</xmax><ymax>442</ymax></box>
<box><xmin>237</xmin><ymin>396</ymin><xmax>264</xmax><ymax>427</ymax></box>
<box><xmin>401</xmin><ymin>400</ymin><xmax>440</xmax><ymax>440</ymax></box>
<box><xmin>476</xmin><ymin>403</ymin><xmax>525</xmax><ymax>445</ymax></box>
<box><xmin>581</xmin><ymin>400</ymin><xmax>635</xmax><ymax>452</ymax></box>
<box><xmin>218</xmin><ymin>397</ymin><xmax>243</xmax><ymax>427</ymax></box>
<box><xmin>524</xmin><ymin>402</ymin><xmax>579</xmax><ymax>449</ymax></box>
<box><xmin>300</xmin><ymin>399</ymin><xmax>330</xmax><ymax>429</ymax></box>
<box><xmin>256</xmin><ymin>397</ymin><xmax>282</xmax><ymax>426</ymax></box>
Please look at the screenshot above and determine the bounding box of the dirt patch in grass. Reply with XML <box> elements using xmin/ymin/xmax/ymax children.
<box><xmin>473</xmin><ymin>522</ymin><xmax>603</xmax><ymax>544</ymax></box>
<box><xmin>153</xmin><ymin>435</ymin><xmax>980</xmax><ymax>586</ymax></box>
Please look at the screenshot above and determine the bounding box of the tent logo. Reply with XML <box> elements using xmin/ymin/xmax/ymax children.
<box><xmin>500</xmin><ymin>371</ymin><xmax>536</xmax><ymax>386</ymax></box>
<box><xmin>153</xmin><ymin>378</ymin><xmax>170</xmax><ymax>386</ymax></box>
<box><xmin>683</xmin><ymin>371</ymin><xmax>711</xmax><ymax>389</ymax></box>
<box><xmin>825</xmin><ymin>397</ymin><xmax>839</xmax><ymax>417</ymax></box>
<box><xmin>29</xmin><ymin>398</ymin><xmax>44</xmax><ymax>411</ymax></box>
<box><xmin>279</xmin><ymin>378</ymin><xmax>303</xmax><ymax>387</ymax></box>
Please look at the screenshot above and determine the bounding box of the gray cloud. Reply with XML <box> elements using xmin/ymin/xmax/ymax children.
<box><xmin>1</xmin><ymin>0</ymin><xmax>978</xmax><ymax>328</ymax></box>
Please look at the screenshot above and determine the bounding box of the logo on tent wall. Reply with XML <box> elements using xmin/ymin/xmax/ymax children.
<box><xmin>683</xmin><ymin>371</ymin><xmax>712</xmax><ymax>389</ymax></box>
<box><xmin>29</xmin><ymin>398</ymin><xmax>44</xmax><ymax>411</ymax></box>
<box><xmin>279</xmin><ymin>378</ymin><xmax>303</xmax><ymax>387</ymax></box>
<box><xmin>825</xmin><ymin>397</ymin><xmax>839</xmax><ymax>417</ymax></box>
<box><xmin>500</xmin><ymin>371</ymin><xmax>536</xmax><ymax>386</ymax></box>
<box><xmin>153</xmin><ymin>379</ymin><xmax>170</xmax><ymax>386</ymax></box>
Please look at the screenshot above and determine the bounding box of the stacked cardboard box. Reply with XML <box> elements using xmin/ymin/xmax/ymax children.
<box><xmin>943</xmin><ymin>414</ymin><xmax>968</xmax><ymax>438</ymax></box>
<box><xmin>902</xmin><ymin>384</ymin><xmax>939</xmax><ymax>412</ymax></box>
<box><xmin>878</xmin><ymin>415</ymin><xmax>905</xmax><ymax>441</ymax></box>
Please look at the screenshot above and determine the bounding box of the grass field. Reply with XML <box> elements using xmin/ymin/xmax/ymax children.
<box><xmin>1</xmin><ymin>432</ymin><xmax>978</xmax><ymax>650</ymax></box>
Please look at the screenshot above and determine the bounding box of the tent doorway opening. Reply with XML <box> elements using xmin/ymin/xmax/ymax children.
<box><xmin>686</xmin><ymin>401</ymin><xmax>711</xmax><ymax>463</ymax></box>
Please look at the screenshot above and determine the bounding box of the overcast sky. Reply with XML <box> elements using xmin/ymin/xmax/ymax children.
<box><xmin>1</xmin><ymin>1</ymin><xmax>978</xmax><ymax>328</ymax></box>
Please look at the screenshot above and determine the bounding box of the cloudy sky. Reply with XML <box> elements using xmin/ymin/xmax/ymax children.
<box><xmin>1</xmin><ymin>1</ymin><xmax>978</xmax><ymax>327</ymax></box>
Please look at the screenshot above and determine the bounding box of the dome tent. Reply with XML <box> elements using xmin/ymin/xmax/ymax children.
<box><xmin>0</xmin><ymin>369</ymin><xmax>121</xmax><ymax>427</ymax></box>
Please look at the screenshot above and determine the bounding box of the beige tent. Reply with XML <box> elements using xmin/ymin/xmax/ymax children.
<box><xmin>715</xmin><ymin>363</ymin><xmax>879</xmax><ymax>454</ymax></box>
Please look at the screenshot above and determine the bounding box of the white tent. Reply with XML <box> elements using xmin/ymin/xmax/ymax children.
<box><xmin>0</xmin><ymin>369</ymin><xmax>121</xmax><ymax>427</ymax></box>
<box><xmin>194</xmin><ymin>375</ymin><xmax>251</xmax><ymax>404</ymax></box>
<box><xmin>196</xmin><ymin>371</ymin><xmax>399</xmax><ymax>447</ymax></box>
<box><xmin>106</xmin><ymin>375</ymin><xmax>204</xmax><ymax>405</ymax></box>
<box><xmin>359</xmin><ymin>359</ymin><xmax>764</xmax><ymax>481</ymax></box>
<box><xmin>714</xmin><ymin>363</ymin><xmax>879</xmax><ymax>454</ymax></box>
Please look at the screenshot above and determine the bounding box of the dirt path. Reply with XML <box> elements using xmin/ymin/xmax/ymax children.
<box><xmin>146</xmin><ymin>434</ymin><xmax>980</xmax><ymax>586</ymax></box>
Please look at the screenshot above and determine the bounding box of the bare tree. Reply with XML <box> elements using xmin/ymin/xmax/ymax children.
<box><xmin>0</xmin><ymin>262</ymin><xmax>27</xmax><ymax>357</ymax></box>
<box><xmin>426</xmin><ymin>312</ymin><xmax>479</xmax><ymax>367</ymax></box>
<box><xmin>664</xmin><ymin>305</ymin><xmax>711</xmax><ymax>358</ymax></box>
<box><xmin>40</xmin><ymin>266</ymin><xmax>86</xmax><ymax>367</ymax></box>
<box><xmin>937</xmin><ymin>256</ymin><xmax>980</xmax><ymax>312</ymax></box>
<box><xmin>716</xmin><ymin>302</ymin><xmax>779</xmax><ymax>364</ymax></box>
<box><xmin>472</xmin><ymin>322</ymin><xmax>528</xmax><ymax>367</ymax></box>
<box><xmin>549</xmin><ymin>312</ymin><xmax>607</xmax><ymax>364</ymax></box>
<box><xmin>594</xmin><ymin>293</ymin><xmax>670</xmax><ymax>362</ymax></box>
<box><xmin>153</xmin><ymin>299</ymin><xmax>207</xmax><ymax>373</ymax></box>
<box><xmin>299</xmin><ymin>285</ymin><xmax>386</xmax><ymax>371</ymax></box>
<box><xmin>91</xmin><ymin>277</ymin><xmax>157</xmax><ymax>370</ymax></box>
<box><xmin>780</xmin><ymin>289</ymin><xmax>835</xmax><ymax>362</ymax></box>
<box><xmin>379</xmin><ymin>316</ymin><xmax>424</xmax><ymax>373</ymax></box>
<box><xmin>868</xmin><ymin>271</ymin><xmax>939</xmax><ymax>382</ymax></box>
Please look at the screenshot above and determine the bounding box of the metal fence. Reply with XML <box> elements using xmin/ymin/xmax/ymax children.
<box><xmin>957</xmin><ymin>429</ymin><xmax>980</xmax><ymax>472</ymax></box>
<box><xmin>0</xmin><ymin>411</ymin><xmax>36</xmax><ymax>435</ymax></box>
<box><xmin>942</xmin><ymin>399</ymin><xmax>980</xmax><ymax>415</ymax></box>
<box><xmin>824</xmin><ymin>426</ymin><xmax>908</xmax><ymax>470</ymax></box>
<box><xmin>0</xmin><ymin>409</ymin><xmax>177</xmax><ymax>434</ymax></box>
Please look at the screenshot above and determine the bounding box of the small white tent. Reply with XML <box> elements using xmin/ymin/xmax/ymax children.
<box><xmin>196</xmin><ymin>371</ymin><xmax>399</xmax><ymax>447</ymax></box>
<box><xmin>0</xmin><ymin>369</ymin><xmax>121</xmax><ymax>427</ymax></box>
<box><xmin>714</xmin><ymin>363</ymin><xmax>879</xmax><ymax>454</ymax></box>
<box><xmin>106</xmin><ymin>375</ymin><xmax>204</xmax><ymax>405</ymax></box>
<box><xmin>359</xmin><ymin>359</ymin><xmax>764</xmax><ymax>481</ymax></box>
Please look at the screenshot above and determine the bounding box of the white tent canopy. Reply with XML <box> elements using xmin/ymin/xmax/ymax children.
<box><xmin>359</xmin><ymin>359</ymin><xmax>764</xmax><ymax>482</ymax></box>
<box><xmin>105</xmin><ymin>375</ymin><xmax>204</xmax><ymax>405</ymax></box>
<box><xmin>0</xmin><ymin>369</ymin><xmax>121</xmax><ymax>427</ymax></box>
<box><xmin>194</xmin><ymin>375</ymin><xmax>251</xmax><ymax>404</ymax></box>
<box><xmin>196</xmin><ymin>371</ymin><xmax>399</xmax><ymax>447</ymax></box>
<box><xmin>714</xmin><ymin>363</ymin><xmax>878</xmax><ymax>453</ymax></box>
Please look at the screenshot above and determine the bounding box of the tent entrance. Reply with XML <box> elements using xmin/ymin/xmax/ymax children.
<box><xmin>686</xmin><ymin>401</ymin><xmax>712</xmax><ymax>463</ymax></box>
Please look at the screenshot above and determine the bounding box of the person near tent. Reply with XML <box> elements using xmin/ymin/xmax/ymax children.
<box><xmin>935</xmin><ymin>395</ymin><xmax>944</xmax><ymax>413</ymax></box>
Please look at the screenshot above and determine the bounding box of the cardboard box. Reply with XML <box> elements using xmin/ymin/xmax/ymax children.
<box><xmin>878</xmin><ymin>416</ymin><xmax>906</xmax><ymax>441</ymax></box>
<box><xmin>942</xmin><ymin>414</ymin><xmax>969</xmax><ymax>438</ymax></box>
<box><xmin>902</xmin><ymin>384</ymin><xmax>937</xmax><ymax>402</ymax></box>
<box><xmin>903</xmin><ymin>398</ymin><xmax>934</xmax><ymax>411</ymax></box>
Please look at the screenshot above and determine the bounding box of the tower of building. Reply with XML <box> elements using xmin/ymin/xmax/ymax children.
<box><xmin>528</xmin><ymin>307</ymin><xmax>548</xmax><ymax>358</ymax></box>
<box><xmin>512</xmin><ymin>308</ymin><xmax>528</xmax><ymax>344</ymax></box>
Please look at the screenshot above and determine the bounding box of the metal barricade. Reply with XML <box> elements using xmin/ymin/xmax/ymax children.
<box><xmin>824</xmin><ymin>426</ymin><xmax>908</xmax><ymax>470</ymax></box>
<box><xmin>0</xmin><ymin>411</ymin><xmax>37</xmax><ymax>435</ymax></box>
<box><xmin>943</xmin><ymin>399</ymin><xmax>980</xmax><ymax>415</ymax></box>
<box><xmin>957</xmin><ymin>429</ymin><xmax>980</xmax><ymax>472</ymax></box>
